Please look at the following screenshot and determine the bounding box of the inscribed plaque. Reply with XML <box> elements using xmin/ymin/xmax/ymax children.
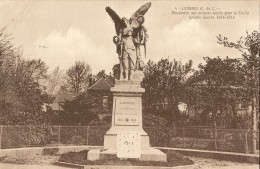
<box><xmin>117</xmin><ymin>131</ymin><xmax>141</xmax><ymax>158</ymax></box>
<box><xmin>114</xmin><ymin>97</ymin><xmax>140</xmax><ymax>126</ymax></box>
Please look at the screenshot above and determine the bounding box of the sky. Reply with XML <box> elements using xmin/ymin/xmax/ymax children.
<box><xmin>0</xmin><ymin>0</ymin><xmax>259</xmax><ymax>74</ymax></box>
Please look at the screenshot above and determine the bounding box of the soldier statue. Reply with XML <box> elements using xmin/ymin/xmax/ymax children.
<box><xmin>106</xmin><ymin>2</ymin><xmax>151</xmax><ymax>80</ymax></box>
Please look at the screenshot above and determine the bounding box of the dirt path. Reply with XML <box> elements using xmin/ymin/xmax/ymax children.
<box><xmin>0</xmin><ymin>162</ymin><xmax>258</xmax><ymax>169</ymax></box>
<box><xmin>190</xmin><ymin>157</ymin><xmax>259</xmax><ymax>169</ymax></box>
<box><xmin>0</xmin><ymin>163</ymin><xmax>71</xmax><ymax>169</ymax></box>
<box><xmin>0</xmin><ymin>156</ymin><xmax>258</xmax><ymax>169</ymax></box>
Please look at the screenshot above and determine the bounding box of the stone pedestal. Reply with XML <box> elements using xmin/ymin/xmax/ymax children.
<box><xmin>102</xmin><ymin>79</ymin><xmax>167</xmax><ymax>162</ymax></box>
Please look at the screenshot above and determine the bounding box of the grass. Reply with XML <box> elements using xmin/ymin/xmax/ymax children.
<box><xmin>58</xmin><ymin>149</ymin><xmax>194</xmax><ymax>167</ymax></box>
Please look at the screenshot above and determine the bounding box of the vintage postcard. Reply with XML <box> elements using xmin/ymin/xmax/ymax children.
<box><xmin>0</xmin><ymin>0</ymin><xmax>259</xmax><ymax>169</ymax></box>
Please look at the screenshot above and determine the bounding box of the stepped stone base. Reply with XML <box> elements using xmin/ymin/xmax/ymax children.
<box><xmin>140</xmin><ymin>148</ymin><xmax>167</xmax><ymax>162</ymax></box>
<box><xmin>99</xmin><ymin>148</ymin><xmax>167</xmax><ymax>162</ymax></box>
<box><xmin>87</xmin><ymin>150</ymin><xmax>100</xmax><ymax>161</ymax></box>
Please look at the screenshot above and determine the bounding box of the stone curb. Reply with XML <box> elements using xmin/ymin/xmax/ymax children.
<box><xmin>0</xmin><ymin>146</ymin><xmax>102</xmax><ymax>158</ymax></box>
<box><xmin>156</xmin><ymin>147</ymin><xmax>259</xmax><ymax>164</ymax></box>
<box><xmin>0</xmin><ymin>146</ymin><xmax>258</xmax><ymax>164</ymax></box>
<box><xmin>55</xmin><ymin>161</ymin><xmax>199</xmax><ymax>169</ymax></box>
<box><xmin>55</xmin><ymin>161</ymin><xmax>84</xmax><ymax>169</ymax></box>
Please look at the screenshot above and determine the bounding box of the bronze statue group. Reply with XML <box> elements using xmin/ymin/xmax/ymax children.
<box><xmin>106</xmin><ymin>2</ymin><xmax>151</xmax><ymax>80</ymax></box>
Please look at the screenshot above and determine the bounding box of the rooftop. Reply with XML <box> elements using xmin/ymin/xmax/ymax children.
<box><xmin>88</xmin><ymin>76</ymin><xmax>115</xmax><ymax>91</ymax></box>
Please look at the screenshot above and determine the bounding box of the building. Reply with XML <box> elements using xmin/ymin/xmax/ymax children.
<box><xmin>88</xmin><ymin>76</ymin><xmax>115</xmax><ymax>119</ymax></box>
<box><xmin>50</xmin><ymin>92</ymin><xmax>79</xmax><ymax>111</ymax></box>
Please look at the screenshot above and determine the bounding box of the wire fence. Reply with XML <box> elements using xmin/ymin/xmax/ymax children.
<box><xmin>0</xmin><ymin>125</ymin><xmax>258</xmax><ymax>154</ymax></box>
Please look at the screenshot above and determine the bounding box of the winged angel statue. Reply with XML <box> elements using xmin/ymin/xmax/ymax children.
<box><xmin>106</xmin><ymin>2</ymin><xmax>151</xmax><ymax>80</ymax></box>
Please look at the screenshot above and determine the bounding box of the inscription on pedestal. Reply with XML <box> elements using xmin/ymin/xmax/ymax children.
<box><xmin>114</xmin><ymin>97</ymin><xmax>140</xmax><ymax>126</ymax></box>
<box><xmin>117</xmin><ymin>131</ymin><xmax>141</xmax><ymax>158</ymax></box>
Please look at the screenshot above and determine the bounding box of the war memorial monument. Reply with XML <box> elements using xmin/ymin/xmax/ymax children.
<box><xmin>59</xmin><ymin>2</ymin><xmax>195</xmax><ymax>168</ymax></box>
<box><xmin>87</xmin><ymin>2</ymin><xmax>167</xmax><ymax>162</ymax></box>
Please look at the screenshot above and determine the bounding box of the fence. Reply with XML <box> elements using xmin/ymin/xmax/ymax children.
<box><xmin>186</xmin><ymin>117</ymin><xmax>234</xmax><ymax>127</ymax></box>
<box><xmin>0</xmin><ymin>125</ymin><xmax>258</xmax><ymax>154</ymax></box>
<box><xmin>163</xmin><ymin>127</ymin><xmax>259</xmax><ymax>154</ymax></box>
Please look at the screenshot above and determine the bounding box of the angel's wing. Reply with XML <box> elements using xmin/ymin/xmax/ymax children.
<box><xmin>130</xmin><ymin>2</ymin><xmax>151</xmax><ymax>28</ymax></box>
<box><xmin>105</xmin><ymin>7</ymin><xmax>123</xmax><ymax>35</ymax></box>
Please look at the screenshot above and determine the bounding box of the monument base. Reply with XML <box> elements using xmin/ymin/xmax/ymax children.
<box><xmin>103</xmin><ymin>129</ymin><xmax>167</xmax><ymax>162</ymax></box>
<box><xmin>99</xmin><ymin>148</ymin><xmax>167</xmax><ymax>162</ymax></box>
<box><xmin>101</xmin><ymin>79</ymin><xmax>167</xmax><ymax>162</ymax></box>
<box><xmin>103</xmin><ymin>129</ymin><xmax>150</xmax><ymax>150</ymax></box>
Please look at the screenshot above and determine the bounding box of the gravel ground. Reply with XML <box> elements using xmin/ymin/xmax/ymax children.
<box><xmin>0</xmin><ymin>163</ymin><xmax>71</xmax><ymax>169</ymax></box>
<box><xmin>190</xmin><ymin>157</ymin><xmax>259</xmax><ymax>169</ymax></box>
<box><xmin>0</xmin><ymin>155</ymin><xmax>72</xmax><ymax>169</ymax></box>
<box><xmin>0</xmin><ymin>155</ymin><xmax>258</xmax><ymax>169</ymax></box>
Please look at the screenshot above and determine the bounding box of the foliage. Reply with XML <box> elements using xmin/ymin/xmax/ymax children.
<box><xmin>217</xmin><ymin>30</ymin><xmax>259</xmax><ymax>96</ymax></box>
<box><xmin>1</xmin><ymin>125</ymin><xmax>52</xmax><ymax>148</ymax></box>
<box><xmin>217</xmin><ymin>30</ymin><xmax>259</xmax><ymax>91</ymax></box>
<box><xmin>0</xmin><ymin>27</ymin><xmax>48</xmax><ymax>125</ymax></box>
<box><xmin>89</xmin><ymin>70</ymin><xmax>109</xmax><ymax>87</ymax></box>
<box><xmin>85</xmin><ymin>91</ymin><xmax>112</xmax><ymax>117</ymax></box>
<box><xmin>217</xmin><ymin>30</ymin><xmax>259</xmax><ymax>152</ymax></box>
<box><xmin>89</xmin><ymin>116</ymin><xmax>111</xmax><ymax>126</ymax></box>
<box><xmin>67</xmin><ymin>135</ymin><xmax>86</xmax><ymax>145</ymax></box>
<box><xmin>46</xmin><ymin>66</ymin><xmax>65</xmax><ymax>95</ymax></box>
<box><xmin>59</xmin><ymin>126</ymin><xmax>89</xmax><ymax>145</ymax></box>
<box><xmin>143</xmin><ymin>58</ymin><xmax>193</xmax><ymax>124</ymax></box>
<box><xmin>143</xmin><ymin>113</ymin><xmax>174</xmax><ymax>147</ymax></box>
<box><xmin>24</xmin><ymin>125</ymin><xmax>53</xmax><ymax>146</ymax></box>
<box><xmin>217</xmin><ymin>31</ymin><xmax>259</xmax><ymax>129</ymax></box>
<box><xmin>186</xmin><ymin>57</ymin><xmax>251</xmax><ymax>128</ymax></box>
<box><xmin>143</xmin><ymin>113</ymin><xmax>168</xmax><ymax>128</ymax></box>
<box><xmin>54</xmin><ymin>93</ymin><xmax>99</xmax><ymax>125</ymax></box>
<box><xmin>88</xmin><ymin>126</ymin><xmax>109</xmax><ymax>145</ymax></box>
<box><xmin>217</xmin><ymin>31</ymin><xmax>260</xmax><ymax>90</ymax></box>
<box><xmin>65</xmin><ymin>61</ymin><xmax>91</xmax><ymax>93</ymax></box>
<box><xmin>15</xmin><ymin>59</ymin><xmax>48</xmax><ymax>111</ymax></box>
<box><xmin>59</xmin><ymin>150</ymin><xmax>88</xmax><ymax>164</ymax></box>
<box><xmin>94</xmin><ymin>70</ymin><xmax>109</xmax><ymax>80</ymax></box>
<box><xmin>217</xmin><ymin>30</ymin><xmax>260</xmax><ymax>65</ymax></box>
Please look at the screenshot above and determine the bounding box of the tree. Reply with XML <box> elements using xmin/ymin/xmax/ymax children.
<box><xmin>0</xmin><ymin>28</ymin><xmax>21</xmax><ymax>124</ymax></box>
<box><xmin>88</xmin><ymin>70</ymin><xmax>109</xmax><ymax>87</ymax></box>
<box><xmin>186</xmin><ymin>56</ymin><xmax>251</xmax><ymax>150</ymax></box>
<box><xmin>65</xmin><ymin>61</ymin><xmax>91</xmax><ymax>93</ymax></box>
<box><xmin>95</xmin><ymin>70</ymin><xmax>108</xmax><ymax>80</ymax></box>
<box><xmin>46</xmin><ymin>66</ymin><xmax>65</xmax><ymax>95</ymax></box>
<box><xmin>0</xmin><ymin>27</ymin><xmax>48</xmax><ymax>125</ymax></box>
<box><xmin>15</xmin><ymin>59</ymin><xmax>48</xmax><ymax>112</ymax></box>
<box><xmin>187</xmin><ymin>57</ymin><xmax>249</xmax><ymax>123</ymax></box>
<box><xmin>217</xmin><ymin>30</ymin><xmax>259</xmax><ymax>153</ymax></box>
<box><xmin>5</xmin><ymin>58</ymin><xmax>48</xmax><ymax>125</ymax></box>
<box><xmin>54</xmin><ymin>93</ymin><xmax>99</xmax><ymax>125</ymax></box>
<box><xmin>143</xmin><ymin>58</ymin><xmax>193</xmax><ymax>125</ymax></box>
<box><xmin>0</xmin><ymin>27</ymin><xmax>20</xmax><ymax>107</ymax></box>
